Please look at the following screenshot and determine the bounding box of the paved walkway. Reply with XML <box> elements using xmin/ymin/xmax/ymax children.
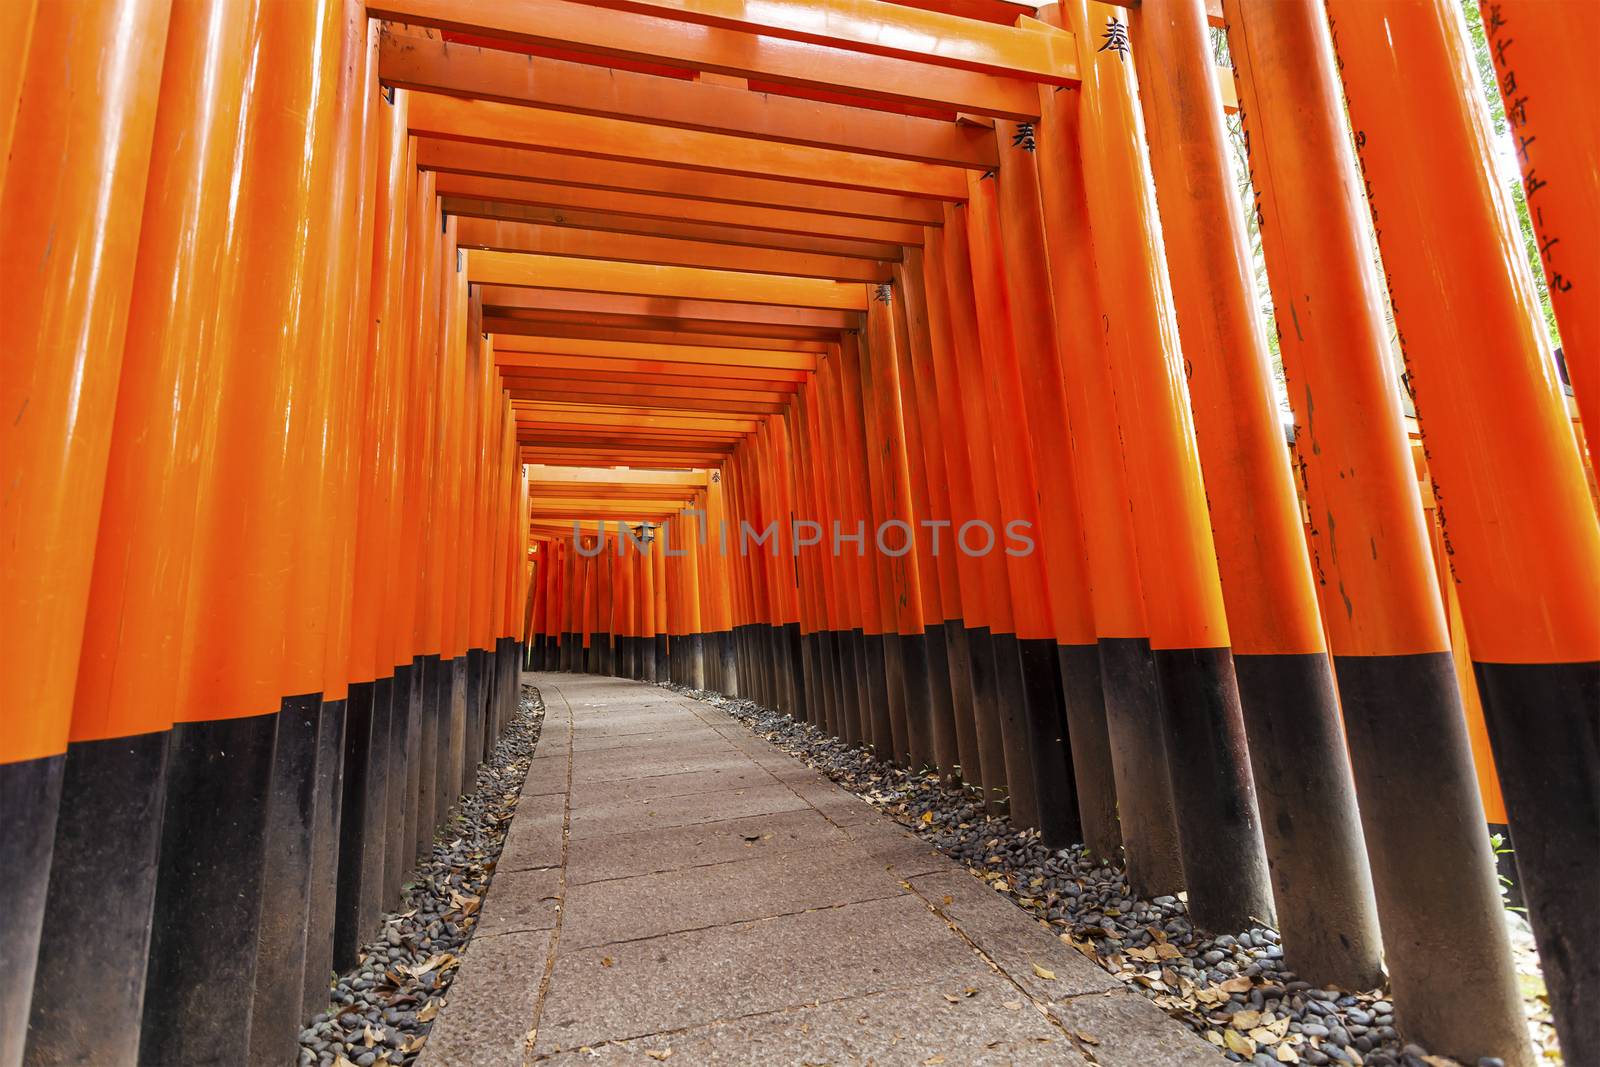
<box><xmin>421</xmin><ymin>674</ymin><xmax>1219</xmax><ymax>1067</ymax></box>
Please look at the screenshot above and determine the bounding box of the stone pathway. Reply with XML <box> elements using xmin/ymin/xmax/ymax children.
<box><xmin>420</xmin><ymin>674</ymin><xmax>1221</xmax><ymax>1067</ymax></box>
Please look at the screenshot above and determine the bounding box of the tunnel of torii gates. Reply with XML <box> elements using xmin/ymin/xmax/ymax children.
<box><xmin>1</xmin><ymin>0</ymin><xmax>1597</xmax><ymax>1064</ymax></box>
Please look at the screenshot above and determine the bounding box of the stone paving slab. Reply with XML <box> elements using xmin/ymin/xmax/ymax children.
<box><xmin>566</xmin><ymin>780</ymin><xmax>812</xmax><ymax>840</ymax></box>
<box><xmin>564</xmin><ymin>807</ymin><xmax>846</xmax><ymax>886</ymax></box>
<box><xmin>422</xmin><ymin>674</ymin><xmax>1221</xmax><ymax>1067</ymax></box>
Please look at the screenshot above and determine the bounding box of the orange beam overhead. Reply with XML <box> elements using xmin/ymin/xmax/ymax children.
<box><xmin>468</xmin><ymin>250</ymin><xmax>870</xmax><ymax>311</ymax></box>
<box><xmin>485</xmin><ymin>313</ymin><xmax>840</xmax><ymax>344</ymax></box>
<box><xmin>408</xmin><ymin>92</ymin><xmax>968</xmax><ymax>199</ymax></box>
<box><xmin>378</xmin><ymin>26</ymin><xmax>998</xmax><ymax>168</ymax></box>
<box><xmin>453</xmin><ymin>217</ymin><xmax>891</xmax><ymax>283</ymax></box>
<box><xmin>480</xmin><ymin>286</ymin><xmax>858</xmax><ymax>329</ymax></box>
<box><xmin>492</xmin><ymin>351</ymin><xmax>810</xmax><ymax>383</ymax></box>
<box><xmin>526</xmin><ymin>465</ymin><xmax>709</xmax><ymax>486</ymax></box>
<box><xmin>433</xmin><ymin>173</ymin><xmax>925</xmax><ymax>245</ymax></box>
<box><xmin>418</xmin><ymin>139</ymin><xmax>945</xmax><ymax>224</ymax></box>
<box><xmin>442</xmin><ymin>197</ymin><xmax>903</xmax><ymax>261</ymax></box>
<box><xmin>514</xmin><ymin>400</ymin><xmax>759</xmax><ymax>429</ymax></box>
<box><xmin>502</xmin><ymin>371</ymin><xmax>796</xmax><ymax>399</ymax></box>
<box><xmin>494</xmin><ymin>335</ymin><xmax>817</xmax><ymax>370</ymax></box>
<box><xmin>369</xmin><ymin>0</ymin><xmax>1045</xmax><ymax>117</ymax></box>
<box><xmin>581</xmin><ymin>0</ymin><xmax>1079</xmax><ymax>82</ymax></box>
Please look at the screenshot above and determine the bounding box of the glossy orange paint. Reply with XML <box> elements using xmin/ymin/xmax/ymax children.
<box><xmin>69</xmin><ymin>0</ymin><xmax>256</xmax><ymax>746</ymax></box>
<box><xmin>1327</xmin><ymin>0</ymin><xmax>1600</xmax><ymax>665</ymax></box>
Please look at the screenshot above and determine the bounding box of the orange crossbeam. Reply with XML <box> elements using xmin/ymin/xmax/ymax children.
<box><xmin>408</xmin><ymin>92</ymin><xmax>967</xmax><ymax>199</ymax></box>
<box><xmin>468</xmin><ymin>250</ymin><xmax>870</xmax><ymax>311</ymax></box>
<box><xmin>494</xmin><ymin>335</ymin><xmax>817</xmax><ymax>370</ymax></box>
<box><xmin>580</xmin><ymin>0</ymin><xmax>1078</xmax><ymax>82</ymax></box>
<box><xmin>453</xmin><ymin>217</ymin><xmax>891</xmax><ymax>283</ymax></box>
<box><xmin>442</xmin><ymin>197</ymin><xmax>904</xmax><ymax>261</ymax></box>
<box><xmin>421</xmin><ymin>140</ymin><xmax>939</xmax><ymax>226</ymax></box>
<box><xmin>434</xmin><ymin>173</ymin><xmax>925</xmax><ymax>245</ymax></box>
<box><xmin>378</xmin><ymin>26</ymin><xmax>998</xmax><ymax>168</ymax></box>
<box><xmin>369</xmin><ymin>0</ymin><xmax>1044</xmax><ymax>117</ymax></box>
<box><xmin>480</xmin><ymin>286</ymin><xmax>858</xmax><ymax>329</ymax></box>
<box><xmin>492</xmin><ymin>351</ymin><xmax>810</xmax><ymax>383</ymax></box>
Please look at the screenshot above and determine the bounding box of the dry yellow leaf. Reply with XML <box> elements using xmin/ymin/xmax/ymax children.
<box><xmin>363</xmin><ymin>1023</ymin><xmax>379</xmax><ymax>1048</ymax></box>
<box><xmin>417</xmin><ymin>1000</ymin><xmax>439</xmax><ymax>1022</ymax></box>
<box><xmin>1276</xmin><ymin>1045</ymin><xmax>1300</xmax><ymax>1064</ymax></box>
<box><xmin>1232</xmin><ymin>1009</ymin><xmax>1262</xmax><ymax>1030</ymax></box>
<box><xmin>1031</xmin><ymin>963</ymin><xmax>1056</xmax><ymax>981</ymax></box>
<box><xmin>601</xmin><ymin>957</ymin><xmax>615</xmax><ymax>968</ymax></box>
<box><xmin>1221</xmin><ymin>976</ymin><xmax>1253</xmax><ymax>994</ymax></box>
<box><xmin>921</xmin><ymin>811</ymin><xmax>934</xmax><ymax>823</ymax></box>
<box><xmin>1075</xmin><ymin>1030</ymin><xmax>1100</xmax><ymax>1046</ymax></box>
<box><xmin>1002</xmin><ymin>1001</ymin><xmax>1023</xmax><ymax>1010</ymax></box>
<box><xmin>1224</xmin><ymin>1030</ymin><xmax>1257</xmax><ymax>1056</ymax></box>
<box><xmin>645</xmin><ymin>1050</ymin><xmax>673</xmax><ymax>1061</ymax></box>
<box><xmin>1250</xmin><ymin>1027</ymin><xmax>1280</xmax><ymax>1045</ymax></box>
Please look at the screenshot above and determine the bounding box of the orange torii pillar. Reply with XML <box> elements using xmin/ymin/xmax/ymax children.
<box><xmin>651</xmin><ymin>523</ymin><xmax>669</xmax><ymax>682</ymax></box>
<box><xmin>887</xmin><ymin>275</ymin><xmax>962</xmax><ymax>775</ymax></box>
<box><xmin>253</xmin><ymin>4</ymin><xmax>376</xmax><ymax>1059</ymax></box>
<box><xmin>705</xmin><ymin>470</ymin><xmax>739</xmax><ymax>695</ymax></box>
<box><xmin>136</xmin><ymin>1</ymin><xmax>336</xmax><ymax>1060</ymax></box>
<box><xmin>12</xmin><ymin>1</ymin><xmax>232</xmax><ymax>1059</ymax></box>
<box><xmin>1032</xmin><ymin>84</ymin><xmax>1183</xmax><ymax>889</ymax></box>
<box><xmin>1477</xmin><ymin>1</ymin><xmax>1599</xmax><ymax>447</ymax></box>
<box><xmin>960</xmin><ymin>179</ymin><xmax>1081</xmax><ymax>843</ymax></box>
<box><xmin>836</xmin><ymin>336</ymin><xmax>897</xmax><ymax>756</ymax></box>
<box><xmin>914</xmin><ymin>238</ymin><xmax>996</xmax><ymax>799</ymax></box>
<box><xmin>1129</xmin><ymin>0</ymin><xmax>1382</xmax><ymax>988</ymax></box>
<box><xmin>986</xmin><ymin>126</ymin><xmax>1121</xmax><ymax>853</ymax></box>
<box><xmin>1329</xmin><ymin>2</ymin><xmax>1600</xmax><ymax>1057</ymax></box>
<box><xmin>793</xmin><ymin>384</ymin><xmax>848</xmax><ymax>739</ymax></box>
<box><xmin>1066</xmin><ymin>0</ymin><xmax>1275</xmax><ymax>932</ymax></box>
<box><xmin>1224</xmin><ymin>0</ymin><xmax>1530</xmax><ymax>1061</ymax></box>
<box><xmin>861</xmin><ymin>294</ymin><xmax>932</xmax><ymax>769</ymax></box>
<box><xmin>765</xmin><ymin>419</ymin><xmax>807</xmax><ymax>717</ymax></box>
<box><xmin>925</xmin><ymin>222</ymin><xmax>1019</xmax><ymax>815</ymax></box>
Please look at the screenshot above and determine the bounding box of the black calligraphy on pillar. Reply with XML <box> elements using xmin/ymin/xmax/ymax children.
<box><xmin>1099</xmin><ymin>16</ymin><xmax>1130</xmax><ymax>60</ymax></box>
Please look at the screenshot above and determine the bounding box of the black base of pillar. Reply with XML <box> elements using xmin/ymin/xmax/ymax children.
<box><xmin>416</xmin><ymin>655</ymin><xmax>441</xmax><ymax>864</ymax></box>
<box><xmin>862</xmin><ymin>632</ymin><xmax>892</xmax><ymax>758</ymax></box>
<box><xmin>249</xmin><ymin>691</ymin><xmax>324</xmax><ymax>1067</ymax></box>
<box><xmin>140</xmin><ymin>711</ymin><xmax>277</xmax><ymax>1066</ymax></box>
<box><xmin>1474</xmin><ymin>658</ymin><xmax>1600</xmax><ymax>1065</ymax></box>
<box><xmin>1057</xmin><ymin>642</ymin><xmax>1121</xmax><ymax>862</ymax></box>
<box><xmin>1019</xmin><ymin>637</ymin><xmax>1079</xmax><ymax>848</ymax></box>
<box><xmin>1233</xmin><ymin>651</ymin><xmax>1381</xmax><ymax>988</ymax></box>
<box><xmin>882</xmin><ymin>631</ymin><xmax>909</xmax><ymax>764</ymax></box>
<box><xmin>1097</xmin><ymin>636</ymin><xmax>1184</xmax><ymax>897</ymax></box>
<box><xmin>965</xmin><ymin>626</ymin><xmax>1007</xmax><ymax>815</ymax></box>
<box><xmin>1152</xmin><ymin>646</ymin><xmax>1273</xmax><ymax>932</ymax></box>
<box><xmin>387</xmin><ymin>661</ymin><xmax>418</xmax><ymax>908</ymax></box>
<box><xmin>1336</xmin><ymin>651</ymin><xmax>1528</xmax><ymax>1066</ymax></box>
<box><xmin>922</xmin><ymin>623</ymin><xmax>958</xmax><ymax>777</ymax></box>
<box><xmin>988</xmin><ymin>632</ymin><xmax>1038</xmax><ymax>829</ymax></box>
<box><xmin>0</xmin><ymin>750</ymin><xmax>63</xmax><ymax>1067</ymax></box>
<box><xmin>334</xmin><ymin>681</ymin><xmax>377</xmax><ymax>972</ymax></box>
<box><xmin>26</xmin><ymin>733</ymin><xmax>165</xmax><ymax>1064</ymax></box>
<box><xmin>946</xmin><ymin>622</ymin><xmax>980</xmax><ymax>789</ymax></box>
<box><xmin>303</xmin><ymin>694</ymin><xmax>348</xmax><ymax>1020</ymax></box>
<box><xmin>898</xmin><ymin>630</ymin><xmax>934</xmax><ymax>770</ymax></box>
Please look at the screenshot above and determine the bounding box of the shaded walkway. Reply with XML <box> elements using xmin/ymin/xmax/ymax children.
<box><xmin>421</xmin><ymin>674</ymin><xmax>1217</xmax><ymax>1066</ymax></box>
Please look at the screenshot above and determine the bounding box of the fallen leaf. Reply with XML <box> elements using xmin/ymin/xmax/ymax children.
<box><xmin>1075</xmin><ymin>1030</ymin><xmax>1101</xmax><ymax>1046</ymax></box>
<box><xmin>1221</xmin><ymin>976</ymin><xmax>1254</xmax><ymax>994</ymax></box>
<box><xmin>1276</xmin><ymin>1045</ymin><xmax>1299</xmax><ymax>1064</ymax></box>
<box><xmin>1002</xmin><ymin>1001</ymin><xmax>1022</xmax><ymax>1010</ymax></box>
<box><xmin>364</xmin><ymin>1023</ymin><xmax>379</xmax><ymax>1048</ymax></box>
<box><xmin>1031</xmin><ymin>963</ymin><xmax>1056</xmax><ymax>981</ymax></box>
<box><xmin>921</xmin><ymin>811</ymin><xmax>934</xmax><ymax>823</ymax></box>
<box><xmin>944</xmin><ymin>993</ymin><xmax>960</xmax><ymax>1003</ymax></box>
<box><xmin>922</xmin><ymin>1057</ymin><xmax>945</xmax><ymax>1065</ymax></box>
<box><xmin>1224</xmin><ymin>1030</ymin><xmax>1256</xmax><ymax>1056</ymax></box>
<box><xmin>417</xmin><ymin>1000</ymin><xmax>439</xmax><ymax>1022</ymax></box>
<box><xmin>1250</xmin><ymin>1027</ymin><xmax>1280</xmax><ymax>1045</ymax></box>
<box><xmin>601</xmin><ymin>957</ymin><xmax>615</xmax><ymax>968</ymax></box>
<box><xmin>645</xmin><ymin>1050</ymin><xmax>673</xmax><ymax>1061</ymax></box>
<box><xmin>1232</xmin><ymin>1009</ymin><xmax>1262</xmax><ymax>1030</ymax></box>
<box><xmin>942</xmin><ymin>895</ymin><xmax>954</xmax><ymax>906</ymax></box>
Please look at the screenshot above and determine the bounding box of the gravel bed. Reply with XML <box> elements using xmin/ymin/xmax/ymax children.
<box><xmin>297</xmin><ymin>686</ymin><xmax>546</xmax><ymax>1067</ymax></box>
<box><xmin>669</xmin><ymin>684</ymin><xmax>1557</xmax><ymax>1067</ymax></box>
